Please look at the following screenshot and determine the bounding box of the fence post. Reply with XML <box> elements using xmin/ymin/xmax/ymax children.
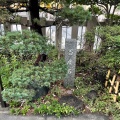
<box><xmin>0</xmin><ymin>76</ymin><xmax>7</xmax><ymax>107</ymax></box>
<box><xmin>4</xmin><ymin>22</ymin><xmax>11</xmax><ymax>32</ymax></box>
<box><xmin>21</xmin><ymin>17</ymin><xmax>28</xmax><ymax>29</ymax></box>
<box><xmin>71</xmin><ymin>25</ymin><xmax>78</xmax><ymax>39</ymax></box>
<box><xmin>56</xmin><ymin>24</ymin><xmax>62</xmax><ymax>59</ymax></box>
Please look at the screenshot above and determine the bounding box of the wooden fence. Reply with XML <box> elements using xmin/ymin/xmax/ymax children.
<box><xmin>105</xmin><ymin>70</ymin><xmax>120</xmax><ymax>102</ymax></box>
<box><xmin>0</xmin><ymin>17</ymin><xmax>101</xmax><ymax>51</ymax></box>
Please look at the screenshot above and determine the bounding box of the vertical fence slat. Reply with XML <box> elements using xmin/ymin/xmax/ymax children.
<box><xmin>56</xmin><ymin>25</ymin><xmax>62</xmax><ymax>49</ymax></box>
<box><xmin>4</xmin><ymin>23</ymin><xmax>11</xmax><ymax>32</ymax></box>
<box><xmin>21</xmin><ymin>17</ymin><xmax>28</xmax><ymax>29</ymax></box>
<box><xmin>55</xmin><ymin>25</ymin><xmax>62</xmax><ymax>58</ymax></box>
<box><xmin>71</xmin><ymin>25</ymin><xmax>78</xmax><ymax>39</ymax></box>
<box><xmin>40</xmin><ymin>17</ymin><xmax>46</xmax><ymax>36</ymax></box>
<box><xmin>0</xmin><ymin>19</ymin><xmax>104</xmax><ymax>50</ymax></box>
<box><xmin>42</xmin><ymin>27</ymin><xmax>46</xmax><ymax>36</ymax></box>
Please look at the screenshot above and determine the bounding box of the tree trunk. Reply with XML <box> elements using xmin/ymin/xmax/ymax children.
<box><xmin>29</xmin><ymin>0</ymin><xmax>43</xmax><ymax>35</ymax></box>
<box><xmin>84</xmin><ymin>16</ymin><xmax>97</xmax><ymax>52</ymax></box>
<box><xmin>29</xmin><ymin>0</ymin><xmax>47</xmax><ymax>64</ymax></box>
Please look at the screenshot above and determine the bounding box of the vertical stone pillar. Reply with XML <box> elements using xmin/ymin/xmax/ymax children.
<box><xmin>64</xmin><ymin>39</ymin><xmax>77</xmax><ymax>87</ymax></box>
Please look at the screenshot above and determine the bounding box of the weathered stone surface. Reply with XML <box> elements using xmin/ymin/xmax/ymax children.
<box><xmin>59</xmin><ymin>94</ymin><xmax>85</xmax><ymax>110</ymax></box>
<box><xmin>76</xmin><ymin>113</ymin><xmax>110</xmax><ymax>120</ymax></box>
<box><xmin>85</xmin><ymin>90</ymin><xmax>98</xmax><ymax>100</ymax></box>
<box><xmin>64</xmin><ymin>39</ymin><xmax>77</xmax><ymax>87</ymax></box>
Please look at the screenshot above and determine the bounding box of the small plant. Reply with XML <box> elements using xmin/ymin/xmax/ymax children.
<box><xmin>84</xmin><ymin>31</ymin><xmax>95</xmax><ymax>44</ymax></box>
<box><xmin>34</xmin><ymin>99</ymin><xmax>79</xmax><ymax>118</ymax></box>
<box><xmin>47</xmin><ymin>45</ymin><xmax>58</xmax><ymax>60</ymax></box>
<box><xmin>10</xmin><ymin>101</ymin><xmax>31</xmax><ymax>116</ymax></box>
<box><xmin>10</xmin><ymin>108</ymin><xmax>21</xmax><ymax>115</ymax></box>
<box><xmin>74</xmin><ymin>77</ymin><xmax>101</xmax><ymax>97</ymax></box>
<box><xmin>9</xmin><ymin>95</ymin><xmax>79</xmax><ymax>117</ymax></box>
<box><xmin>20</xmin><ymin>104</ymin><xmax>31</xmax><ymax>115</ymax></box>
<box><xmin>0</xmin><ymin>54</ymin><xmax>22</xmax><ymax>88</ymax></box>
<box><xmin>10</xmin><ymin>104</ymin><xmax>30</xmax><ymax>116</ymax></box>
<box><xmin>76</xmin><ymin>51</ymin><xmax>97</xmax><ymax>73</ymax></box>
<box><xmin>109</xmin><ymin>102</ymin><xmax>120</xmax><ymax>120</ymax></box>
<box><xmin>50</xmin><ymin>85</ymin><xmax>62</xmax><ymax>98</ymax></box>
<box><xmin>9</xmin><ymin>101</ymin><xmax>21</xmax><ymax>108</ymax></box>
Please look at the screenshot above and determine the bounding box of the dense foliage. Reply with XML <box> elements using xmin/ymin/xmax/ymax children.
<box><xmin>57</xmin><ymin>5</ymin><xmax>91</xmax><ymax>25</ymax></box>
<box><xmin>77</xmin><ymin>25</ymin><xmax>120</xmax><ymax>72</ymax></box>
<box><xmin>2</xmin><ymin>57</ymin><xmax>67</xmax><ymax>103</ymax></box>
<box><xmin>0</xmin><ymin>29</ymin><xmax>67</xmax><ymax>104</ymax></box>
<box><xmin>0</xmin><ymin>55</ymin><xmax>22</xmax><ymax>88</ymax></box>
<box><xmin>74</xmin><ymin>0</ymin><xmax>120</xmax><ymax>25</ymax></box>
<box><xmin>0</xmin><ymin>30</ymin><xmax>50</xmax><ymax>59</ymax></box>
<box><xmin>97</xmin><ymin>25</ymin><xmax>120</xmax><ymax>71</ymax></box>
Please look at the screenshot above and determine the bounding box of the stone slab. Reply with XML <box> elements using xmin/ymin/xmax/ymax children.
<box><xmin>64</xmin><ymin>39</ymin><xmax>77</xmax><ymax>87</ymax></box>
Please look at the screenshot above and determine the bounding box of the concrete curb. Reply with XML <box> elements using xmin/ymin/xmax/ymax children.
<box><xmin>0</xmin><ymin>110</ymin><xmax>110</xmax><ymax>120</ymax></box>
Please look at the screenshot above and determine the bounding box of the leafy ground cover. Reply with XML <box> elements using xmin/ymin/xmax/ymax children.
<box><xmin>7</xmin><ymin>76</ymin><xmax>120</xmax><ymax>119</ymax></box>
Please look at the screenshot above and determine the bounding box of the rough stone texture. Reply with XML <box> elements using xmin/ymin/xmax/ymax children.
<box><xmin>76</xmin><ymin>113</ymin><xmax>110</xmax><ymax>120</ymax></box>
<box><xmin>59</xmin><ymin>94</ymin><xmax>85</xmax><ymax>110</ymax></box>
<box><xmin>64</xmin><ymin>39</ymin><xmax>77</xmax><ymax>87</ymax></box>
<box><xmin>85</xmin><ymin>90</ymin><xmax>98</xmax><ymax>100</ymax></box>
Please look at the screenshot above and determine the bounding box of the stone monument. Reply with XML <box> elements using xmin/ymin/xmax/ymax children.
<box><xmin>64</xmin><ymin>39</ymin><xmax>77</xmax><ymax>87</ymax></box>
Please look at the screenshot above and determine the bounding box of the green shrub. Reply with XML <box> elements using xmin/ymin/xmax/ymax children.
<box><xmin>88</xmin><ymin>5</ymin><xmax>102</xmax><ymax>15</ymax></box>
<box><xmin>0</xmin><ymin>30</ymin><xmax>51</xmax><ymax>60</ymax></box>
<box><xmin>2</xmin><ymin>58</ymin><xmax>67</xmax><ymax>103</ymax></box>
<box><xmin>101</xmin><ymin>35</ymin><xmax>120</xmax><ymax>69</ymax></box>
<box><xmin>84</xmin><ymin>31</ymin><xmax>95</xmax><ymax>44</ymax></box>
<box><xmin>97</xmin><ymin>26</ymin><xmax>120</xmax><ymax>71</ymax></box>
<box><xmin>47</xmin><ymin>46</ymin><xmax>58</xmax><ymax>60</ymax></box>
<box><xmin>56</xmin><ymin>6</ymin><xmax>91</xmax><ymax>25</ymax></box>
<box><xmin>74</xmin><ymin>77</ymin><xmax>102</xmax><ymax>96</ymax></box>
